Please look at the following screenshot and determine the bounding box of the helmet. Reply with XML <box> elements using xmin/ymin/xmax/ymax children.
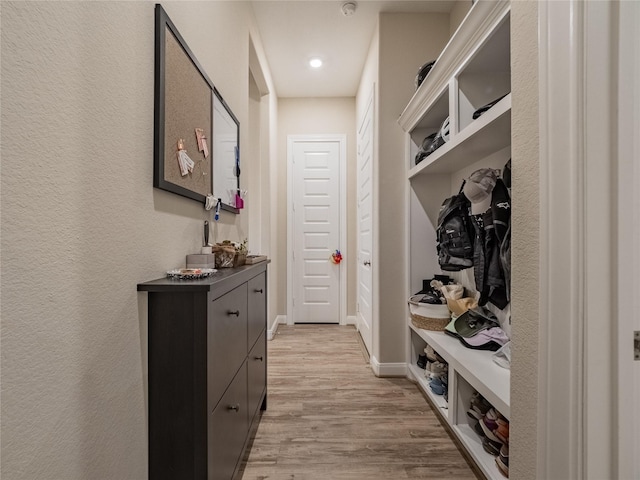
<box><xmin>440</xmin><ymin>116</ymin><xmax>450</xmax><ymax>143</ymax></box>
<box><xmin>415</xmin><ymin>60</ymin><xmax>435</xmax><ymax>90</ymax></box>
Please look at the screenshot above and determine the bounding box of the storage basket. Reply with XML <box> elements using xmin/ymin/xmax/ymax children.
<box><xmin>233</xmin><ymin>251</ymin><xmax>247</xmax><ymax>267</ymax></box>
<box><xmin>213</xmin><ymin>243</ymin><xmax>236</xmax><ymax>268</ymax></box>
<box><xmin>408</xmin><ymin>294</ymin><xmax>451</xmax><ymax>331</ymax></box>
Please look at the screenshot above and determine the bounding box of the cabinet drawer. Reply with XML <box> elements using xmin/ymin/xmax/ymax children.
<box><xmin>208</xmin><ymin>362</ymin><xmax>248</xmax><ymax>480</ymax></box>
<box><xmin>208</xmin><ymin>283</ymin><xmax>248</xmax><ymax>409</ymax></box>
<box><xmin>247</xmin><ymin>272</ymin><xmax>266</xmax><ymax>349</ymax></box>
<box><xmin>247</xmin><ymin>330</ymin><xmax>267</xmax><ymax>420</ymax></box>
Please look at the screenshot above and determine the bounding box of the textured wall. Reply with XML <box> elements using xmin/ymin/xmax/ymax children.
<box><xmin>0</xmin><ymin>1</ymin><xmax>269</xmax><ymax>478</ymax></box>
<box><xmin>510</xmin><ymin>1</ymin><xmax>540</xmax><ymax>478</ymax></box>
<box><xmin>276</xmin><ymin>97</ymin><xmax>357</xmax><ymax>318</ymax></box>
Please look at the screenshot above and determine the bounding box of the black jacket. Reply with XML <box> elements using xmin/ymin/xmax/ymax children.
<box><xmin>470</xmin><ymin>178</ymin><xmax>511</xmax><ymax>309</ymax></box>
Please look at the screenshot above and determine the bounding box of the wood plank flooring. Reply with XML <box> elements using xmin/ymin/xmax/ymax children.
<box><xmin>240</xmin><ymin>324</ymin><xmax>480</xmax><ymax>480</ymax></box>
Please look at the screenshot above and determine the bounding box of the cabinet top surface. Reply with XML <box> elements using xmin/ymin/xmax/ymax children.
<box><xmin>137</xmin><ymin>261</ymin><xmax>268</xmax><ymax>292</ymax></box>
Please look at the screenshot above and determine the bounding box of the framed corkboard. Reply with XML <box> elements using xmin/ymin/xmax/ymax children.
<box><xmin>154</xmin><ymin>4</ymin><xmax>239</xmax><ymax>213</ymax></box>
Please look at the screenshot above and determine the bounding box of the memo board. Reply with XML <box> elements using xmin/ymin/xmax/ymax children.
<box><xmin>154</xmin><ymin>5</ymin><xmax>215</xmax><ymax>204</ymax></box>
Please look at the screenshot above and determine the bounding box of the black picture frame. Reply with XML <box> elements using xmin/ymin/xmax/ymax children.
<box><xmin>154</xmin><ymin>4</ymin><xmax>240</xmax><ymax>214</ymax></box>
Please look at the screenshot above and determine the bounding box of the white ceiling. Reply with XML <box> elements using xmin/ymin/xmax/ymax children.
<box><xmin>250</xmin><ymin>1</ymin><xmax>455</xmax><ymax>98</ymax></box>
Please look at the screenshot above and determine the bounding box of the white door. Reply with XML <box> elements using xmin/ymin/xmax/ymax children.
<box><xmin>357</xmin><ymin>89</ymin><xmax>374</xmax><ymax>354</ymax></box>
<box><xmin>289</xmin><ymin>137</ymin><xmax>344</xmax><ymax>323</ymax></box>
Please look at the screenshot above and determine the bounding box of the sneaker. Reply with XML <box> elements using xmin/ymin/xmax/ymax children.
<box><xmin>417</xmin><ymin>353</ymin><xmax>427</xmax><ymax>369</ymax></box>
<box><xmin>480</xmin><ymin>409</ymin><xmax>502</xmax><ymax>441</ymax></box>
<box><xmin>467</xmin><ymin>392</ymin><xmax>492</xmax><ymax>423</ymax></box>
<box><xmin>430</xmin><ymin>361</ymin><xmax>448</xmax><ymax>376</ymax></box>
<box><xmin>424</xmin><ymin>344</ymin><xmax>438</xmax><ymax>362</ymax></box>
<box><xmin>482</xmin><ymin>436</ymin><xmax>503</xmax><ymax>456</ymax></box>
<box><xmin>495</xmin><ymin>418</ymin><xmax>510</xmax><ymax>444</ymax></box>
<box><xmin>496</xmin><ymin>444</ymin><xmax>509</xmax><ymax>477</ymax></box>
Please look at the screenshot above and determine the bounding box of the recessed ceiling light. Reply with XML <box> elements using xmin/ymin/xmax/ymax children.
<box><xmin>309</xmin><ymin>58</ymin><xmax>323</xmax><ymax>68</ymax></box>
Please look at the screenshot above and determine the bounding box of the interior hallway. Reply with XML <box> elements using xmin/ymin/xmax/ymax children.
<box><xmin>240</xmin><ymin>325</ymin><xmax>480</xmax><ymax>479</ymax></box>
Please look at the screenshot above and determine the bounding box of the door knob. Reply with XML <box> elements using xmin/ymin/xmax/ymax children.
<box><xmin>228</xmin><ymin>404</ymin><xmax>240</xmax><ymax>412</ymax></box>
<box><xmin>364</xmin><ymin>260</ymin><xmax>371</xmax><ymax>266</ymax></box>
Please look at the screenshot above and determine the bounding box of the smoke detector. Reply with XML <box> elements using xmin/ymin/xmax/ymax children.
<box><xmin>341</xmin><ymin>2</ymin><xmax>357</xmax><ymax>17</ymax></box>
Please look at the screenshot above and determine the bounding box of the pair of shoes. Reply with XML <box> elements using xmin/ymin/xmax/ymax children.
<box><xmin>430</xmin><ymin>361</ymin><xmax>448</xmax><ymax>375</ymax></box>
<box><xmin>496</xmin><ymin>444</ymin><xmax>509</xmax><ymax>477</ymax></box>
<box><xmin>481</xmin><ymin>408</ymin><xmax>509</xmax><ymax>443</ymax></box>
<box><xmin>417</xmin><ymin>353</ymin><xmax>427</xmax><ymax>369</ymax></box>
<box><xmin>429</xmin><ymin>374</ymin><xmax>448</xmax><ymax>396</ymax></box>
<box><xmin>466</xmin><ymin>392</ymin><xmax>492</xmax><ymax>426</ymax></box>
<box><xmin>424</xmin><ymin>344</ymin><xmax>437</xmax><ymax>362</ymax></box>
<box><xmin>479</xmin><ymin>408</ymin><xmax>509</xmax><ymax>456</ymax></box>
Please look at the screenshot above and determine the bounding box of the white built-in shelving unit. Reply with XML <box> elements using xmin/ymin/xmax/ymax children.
<box><xmin>400</xmin><ymin>1</ymin><xmax>512</xmax><ymax>479</ymax></box>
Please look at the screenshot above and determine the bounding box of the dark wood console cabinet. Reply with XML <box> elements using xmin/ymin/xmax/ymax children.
<box><xmin>138</xmin><ymin>262</ymin><xmax>268</xmax><ymax>480</ymax></box>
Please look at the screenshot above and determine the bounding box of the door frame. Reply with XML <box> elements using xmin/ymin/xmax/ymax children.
<box><xmin>616</xmin><ymin>0</ymin><xmax>640</xmax><ymax>477</ymax></box>
<box><xmin>538</xmin><ymin>1</ymin><xmax>638</xmax><ymax>477</ymax></box>
<box><xmin>287</xmin><ymin>134</ymin><xmax>347</xmax><ymax>325</ymax></box>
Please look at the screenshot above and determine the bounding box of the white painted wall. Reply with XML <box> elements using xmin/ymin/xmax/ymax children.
<box><xmin>1</xmin><ymin>2</ymin><xmax>276</xmax><ymax>478</ymax></box>
<box><xmin>276</xmin><ymin>98</ymin><xmax>357</xmax><ymax>318</ymax></box>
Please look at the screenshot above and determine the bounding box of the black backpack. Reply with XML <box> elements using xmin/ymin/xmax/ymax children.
<box><xmin>436</xmin><ymin>182</ymin><xmax>474</xmax><ymax>271</ymax></box>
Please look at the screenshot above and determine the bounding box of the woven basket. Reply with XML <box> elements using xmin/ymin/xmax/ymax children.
<box><xmin>408</xmin><ymin>294</ymin><xmax>450</xmax><ymax>331</ymax></box>
<box><xmin>410</xmin><ymin>313</ymin><xmax>450</xmax><ymax>332</ymax></box>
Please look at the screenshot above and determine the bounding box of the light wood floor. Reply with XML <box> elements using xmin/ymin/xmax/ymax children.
<box><xmin>240</xmin><ymin>324</ymin><xmax>480</xmax><ymax>480</ymax></box>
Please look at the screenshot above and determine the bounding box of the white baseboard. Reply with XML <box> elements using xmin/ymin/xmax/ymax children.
<box><xmin>370</xmin><ymin>355</ymin><xmax>407</xmax><ymax>377</ymax></box>
<box><xmin>267</xmin><ymin>315</ymin><xmax>286</xmax><ymax>341</ymax></box>
<box><xmin>345</xmin><ymin>315</ymin><xmax>357</xmax><ymax>326</ymax></box>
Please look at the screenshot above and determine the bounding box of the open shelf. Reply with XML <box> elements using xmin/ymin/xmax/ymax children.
<box><xmin>404</xmin><ymin>2</ymin><xmax>511</xmax><ymax>478</ymax></box>
<box><xmin>407</xmin><ymin>363</ymin><xmax>449</xmax><ymax>415</ymax></box>
<box><xmin>454</xmin><ymin>424</ymin><xmax>506</xmax><ymax>480</ymax></box>
<box><xmin>398</xmin><ymin>0</ymin><xmax>511</xmax><ymax>133</ymax></box>
<box><xmin>409</xmin><ymin>93</ymin><xmax>511</xmax><ymax>178</ymax></box>
<box><xmin>409</xmin><ymin>323</ymin><xmax>510</xmax><ymax>419</ymax></box>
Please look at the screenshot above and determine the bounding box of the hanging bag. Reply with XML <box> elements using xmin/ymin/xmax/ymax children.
<box><xmin>436</xmin><ymin>181</ymin><xmax>474</xmax><ymax>271</ymax></box>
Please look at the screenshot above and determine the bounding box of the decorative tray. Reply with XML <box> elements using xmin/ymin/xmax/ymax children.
<box><xmin>166</xmin><ymin>268</ymin><xmax>217</xmax><ymax>280</ymax></box>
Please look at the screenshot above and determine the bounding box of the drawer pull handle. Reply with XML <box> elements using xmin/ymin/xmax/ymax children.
<box><xmin>228</xmin><ymin>310</ymin><xmax>240</xmax><ymax>317</ymax></box>
<box><xmin>254</xmin><ymin>356</ymin><xmax>264</xmax><ymax>362</ymax></box>
<box><xmin>254</xmin><ymin>288</ymin><xmax>263</xmax><ymax>294</ymax></box>
<box><xmin>228</xmin><ymin>404</ymin><xmax>240</xmax><ymax>412</ymax></box>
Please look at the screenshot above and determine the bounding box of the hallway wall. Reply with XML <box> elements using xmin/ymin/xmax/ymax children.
<box><xmin>276</xmin><ymin>97</ymin><xmax>357</xmax><ymax>320</ymax></box>
<box><xmin>0</xmin><ymin>2</ymin><xmax>275</xmax><ymax>478</ymax></box>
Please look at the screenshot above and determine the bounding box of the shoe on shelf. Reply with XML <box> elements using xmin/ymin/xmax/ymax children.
<box><xmin>495</xmin><ymin>418</ymin><xmax>510</xmax><ymax>444</ymax></box>
<box><xmin>496</xmin><ymin>444</ymin><xmax>509</xmax><ymax>477</ymax></box>
<box><xmin>417</xmin><ymin>353</ymin><xmax>427</xmax><ymax>369</ymax></box>
<box><xmin>480</xmin><ymin>409</ymin><xmax>502</xmax><ymax>441</ymax></box>
<box><xmin>467</xmin><ymin>392</ymin><xmax>492</xmax><ymax>423</ymax></box>
<box><xmin>430</xmin><ymin>361</ymin><xmax>448</xmax><ymax>376</ymax></box>
<box><xmin>424</xmin><ymin>344</ymin><xmax>438</xmax><ymax>362</ymax></box>
<box><xmin>473</xmin><ymin>420</ymin><xmax>486</xmax><ymax>438</ymax></box>
<box><xmin>429</xmin><ymin>381</ymin><xmax>446</xmax><ymax>396</ymax></box>
<box><xmin>482</xmin><ymin>436</ymin><xmax>503</xmax><ymax>456</ymax></box>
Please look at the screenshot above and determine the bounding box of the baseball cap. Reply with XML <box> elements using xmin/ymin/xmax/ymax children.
<box><xmin>460</xmin><ymin>327</ymin><xmax>509</xmax><ymax>351</ymax></box>
<box><xmin>453</xmin><ymin>307</ymin><xmax>499</xmax><ymax>338</ymax></box>
<box><xmin>463</xmin><ymin>168</ymin><xmax>498</xmax><ymax>215</ymax></box>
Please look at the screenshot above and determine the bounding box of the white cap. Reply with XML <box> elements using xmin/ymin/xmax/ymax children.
<box><xmin>463</xmin><ymin>168</ymin><xmax>498</xmax><ymax>215</ymax></box>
